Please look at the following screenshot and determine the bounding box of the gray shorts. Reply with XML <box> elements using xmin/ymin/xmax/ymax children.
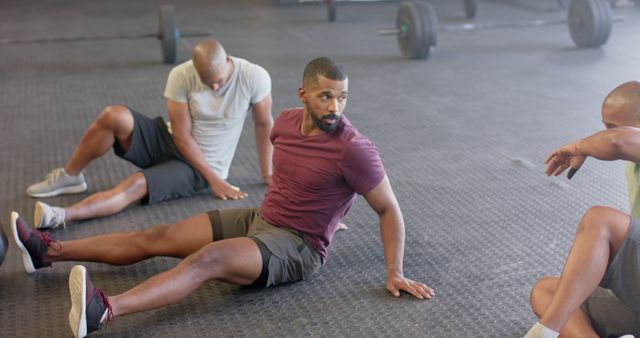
<box><xmin>582</xmin><ymin>288</ymin><xmax>640</xmax><ymax>337</ymax></box>
<box><xmin>207</xmin><ymin>208</ymin><xmax>322</xmax><ymax>289</ymax></box>
<box><xmin>113</xmin><ymin>109</ymin><xmax>208</xmax><ymax>204</ymax></box>
<box><xmin>581</xmin><ymin>217</ymin><xmax>640</xmax><ymax>337</ymax></box>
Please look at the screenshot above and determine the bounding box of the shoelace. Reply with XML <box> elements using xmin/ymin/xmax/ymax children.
<box><xmin>49</xmin><ymin>208</ymin><xmax>66</xmax><ymax>228</ymax></box>
<box><xmin>94</xmin><ymin>287</ymin><xmax>114</xmax><ymax>326</ymax></box>
<box><xmin>46</xmin><ymin>168</ymin><xmax>64</xmax><ymax>185</ymax></box>
<box><xmin>34</xmin><ymin>231</ymin><xmax>62</xmax><ymax>254</ymax></box>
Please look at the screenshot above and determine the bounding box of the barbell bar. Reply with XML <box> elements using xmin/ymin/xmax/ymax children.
<box><xmin>464</xmin><ymin>0</ymin><xmax>477</xmax><ymax>19</ymax></box>
<box><xmin>379</xmin><ymin>0</ymin><xmax>618</xmax><ymax>60</ymax></box>
<box><xmin>0</xmin><ymin>5</ymin><xmax>210</xmax><ymax>64</ymax></box>
<box><xmin>326</xmin><ymin>0</ymin><xmax>337</xmax><ymax>22</ymax></box>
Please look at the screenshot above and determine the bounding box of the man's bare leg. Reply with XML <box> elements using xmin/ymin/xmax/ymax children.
<box><xmin>63</xmin><ymin>213</ymin><xmax>262</xmax><ymax>337</ymax></box>
<box><xmin>64</xmin><ymin>105</ymin><xmax>135</xmax><ymax>176</ymax></box>
<box><xmin>110</xmin><ymin>237</ymin><xmax>262</xmax><ymax>316</ymax></box>
<box><xmin>35</xmin><ymin>105</ymin><xmax>146</xmax><ymax>226</ymax></box>
<box><xmin>63</xmin><ymin>172</ymin><xmax>148</xmax><ymax>223</ymax></box>
<box><xmin>530</xmin><ymin>277</ymin><xmax>598</xmax><ymax>337</ymax></box>
<box><xmin>47</xmin><ymin>213</ymin><xmax>214</xmax><ymax>265</ymax></box>
<box><xmin>526</xmin><ymin>206</ymin><xmax>631</xmax><ymax>336</ymax></box>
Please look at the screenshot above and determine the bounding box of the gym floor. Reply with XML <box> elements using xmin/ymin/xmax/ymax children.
<box><xmin>1</xmin><ymin>0</ymin><xmax>639</xmax><ymax>337</ymax></box>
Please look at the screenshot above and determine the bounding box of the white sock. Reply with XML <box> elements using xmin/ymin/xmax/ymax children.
<box><xmin>56</xmin><ymin>207</ymin><xmax>67</xmax><ymax>224</ymax></box>
<box><xmin>523</xmin><ymin>322</ymin><xmax>559</xmax><ymax>338</ymax></box>
<box><xmin>62</xmin><ymin>168</ymin><xmax>77</xmax><ymax>178</ymax></box>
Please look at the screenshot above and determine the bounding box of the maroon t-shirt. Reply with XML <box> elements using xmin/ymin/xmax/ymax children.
<box><xmin>260</xmin><ymin>108</ymin><xmax>386</xmax><ymax>261</ymax></box>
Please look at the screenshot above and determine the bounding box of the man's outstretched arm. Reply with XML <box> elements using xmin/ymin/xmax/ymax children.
<box><xmin>250</xmin><ymin>93</ymin><xmax>274</xmax><ymax>185</ymax></box>
<box><xmin>364</xmin><ymin>175</ymin><xmax>435</xmax><ymax>300</ymax></box>
<box><xmin>166</xmin><ymin>99</ymin><xmax>247</xmax><ymax>200</ymax></box>
<box><xmin>545</xmin><ymin>127</ymin><xmax>640</xmax><ymax>177</ymax></box>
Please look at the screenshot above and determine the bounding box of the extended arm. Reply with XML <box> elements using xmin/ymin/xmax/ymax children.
<box><xmin>545</xmin><ymin>127</ymin><xmax>640</xmax><ymax>177</ymax></box>
<box><xmin>251</xmin><ymin>93</ymin><xmax>274</xmax><ymax>185</ymax></box>
<box><xmin>364</xmin><ymin>175</ymin><xmax>434</xmax><ymax>300</ymax></box>
<box><xmin>166</xmin><ymin>99</ymin><xmax>247</xmax><ymax>200</ymax></box>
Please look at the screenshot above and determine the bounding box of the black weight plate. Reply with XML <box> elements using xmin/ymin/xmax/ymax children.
<box><xmin>568</xmin><ymin>0</ymin><xmax>612</xmax><ymax>48</ymax></box>
<box><xmin>414</xmin><ymin>1</ymin><xmax>438</xmax><ymax>59</ymax></box>
<box><xmin>159</xmin><ymin>5</ymin><xmax>180</xmax><ymax>64</ymax></box>
<box><xmin>396</xmin><ymin>2</ymin><xmax>425</xmax><ymax>59</ymax></box>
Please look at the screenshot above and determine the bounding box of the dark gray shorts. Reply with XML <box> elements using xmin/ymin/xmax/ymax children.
<box><xmin>113</xmin><ymin>109</ymin><xmax>208</xmax><ymax>205</ymax></box>
<box><xmin>581</xmin><ymin>217</ymin><xmax>640</xmax><ymax>337</ymax></box>
<box><xmin>582</xmin><ymin>288</ymin><xmax>640</xmax><ymax>337</ymax></box>
<box><xmin>207</xmin><ymin>208</ymin><xmax>322</xmax><ymax>289</ymax></box>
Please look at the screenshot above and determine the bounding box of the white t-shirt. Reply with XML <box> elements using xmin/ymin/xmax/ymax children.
<box><xmin>625</xmin><ymin>161</ymin><xmax>640</xmax><ymax>219</ymax></box>
<box><xmin>163</xmin><ymin>56</ymin><xmax>271</xmax><ymax>179</ymax></box>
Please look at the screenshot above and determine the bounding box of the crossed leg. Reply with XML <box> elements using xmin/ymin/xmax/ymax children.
<box><xmin>528</xmin><ymin>206</ymin><xmax>631</xmax><ymax>337</ymax></box>
<box><xmin>48</xmin><ymin>105</ymin><xmax>151</xmax><ymax>223</ymax></box>
<box><xmin>48</xmin><ymin>213</ymin><xmax>262</xmax><ymax>317</ymax></box>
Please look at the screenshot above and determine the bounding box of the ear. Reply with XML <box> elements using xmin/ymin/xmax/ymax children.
<box><xmin>297</xmin><ymin>87</ymin><xmax>306</xmax><ymax>103</ymax></box>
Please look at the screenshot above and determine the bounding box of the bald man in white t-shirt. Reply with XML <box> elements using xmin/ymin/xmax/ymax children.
<box><xmin>27</xmin><ymin>39</ymin><xmax>273</xmax><ymax>229</ymax></box>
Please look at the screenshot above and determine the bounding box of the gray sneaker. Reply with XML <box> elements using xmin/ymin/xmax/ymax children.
<box><xmin>34</xmin><ymin>201</ymin><xmax>66</xmax><ymax>229</ymax></box>
<box><xmin>27</xmin><ymin>168</ymin><xmax>87</xmax><ymax>198</ymax></box>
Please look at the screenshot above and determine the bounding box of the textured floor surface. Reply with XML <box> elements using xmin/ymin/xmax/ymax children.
<box><xmin>1</xmin><ymin>0</ymin><xmax>640</xmax><ymax>337</ymax></box>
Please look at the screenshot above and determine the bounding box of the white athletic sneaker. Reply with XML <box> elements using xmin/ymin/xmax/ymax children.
<box><xmin>27</xmin><ymin>167</ymin><xmax>87</xmax><ymax>198</ymax></box>
<box><xmin>34</xmin><ymin>201</ymin><xmax>66</xmax><ymax>229</ymax></box>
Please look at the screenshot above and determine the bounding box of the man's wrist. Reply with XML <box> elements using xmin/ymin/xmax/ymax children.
<box><xmin>387</xmin><ymin>269</ymin><xmax>403</xmax><ymax>279</ymax></box>
<box><xmin>573</xmin><ymin>140</ymin><xmax>584</xmax><ymax>157</ymax></box>
<box><xmin>205</xmin><ymin>174</ymin><xmax>223</xmax><ymax>187</ymax></box>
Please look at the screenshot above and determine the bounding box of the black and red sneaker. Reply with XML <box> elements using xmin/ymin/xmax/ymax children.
<box><xmin>69</xmin><ymin>265</ymin><xmax>113</xmax><ymax>338</ymax></box>
<box><xmin>10</xmin><ymin>211</ymin><xmax>59</xmax><ymax>273</ymax></box>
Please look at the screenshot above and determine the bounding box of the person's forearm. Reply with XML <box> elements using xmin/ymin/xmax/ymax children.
<box><xmin>379</xmin><ymin>207</ymin><xmax>405</xmax><ymax>277</ymax></box>
<box><xmin>255</xmin><ymin>124</ymin><xmax>273</xmax><ymax>179</ymax></box>
<box><xmin>577</xmin><ymin>127</ymin><xmax>640</xmax><ymax>162</ymax></box>
<box><xmin>173</xmin><ymin>135</ymin><xmax>220</xmax><ymax>184</ymax></box>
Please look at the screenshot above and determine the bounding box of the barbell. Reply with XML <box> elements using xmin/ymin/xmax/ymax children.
<box><xmin>0</xmin><ymin>5</ymin><xmax>210</xmax><ymax>64</ymax></box>
<box><xmin>378</xmin><ymin>0</ymin><xmax>616</xmax><ymax>60</ymax></box>
<box><xmin>326</xmin><ymin>0</ymin><xmax>337</xmax><ymax>22</ymax></box>
<box><xmin>464</xmin><ymin>0</ymin><xmax>477</xmax><ymax>19</ymax></box>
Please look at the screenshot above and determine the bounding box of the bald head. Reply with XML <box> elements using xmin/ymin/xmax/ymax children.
<box><xmin>192</xmin><ymin>39</ymin><xmax>231</xmax><ymax>91</ymax></box>
<box><xmin>602</xmin><ymin>81</ymin><xmax>640</xmax><ymax>128</ymax></box>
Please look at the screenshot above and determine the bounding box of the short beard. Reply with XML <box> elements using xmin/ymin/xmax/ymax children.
<box><xmin>307</xmin><ymin>103</ymin><xmax>341</xmax><ymax>133</ymax></box>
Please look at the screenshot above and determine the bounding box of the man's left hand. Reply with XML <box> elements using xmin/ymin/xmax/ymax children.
<box><xmin>387</xmin><ymin>275</ymin><xmax>435</xmax><ymax>300</ymax></box>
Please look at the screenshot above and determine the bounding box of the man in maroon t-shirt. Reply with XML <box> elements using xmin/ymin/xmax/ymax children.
<box><xmin>11</xmin><ymin>57</ymin><xmax>434</xmax><ymax>338</ymax></box>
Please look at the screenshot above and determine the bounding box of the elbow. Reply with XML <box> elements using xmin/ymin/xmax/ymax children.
<box><xmin>609</xmin><ymin>128</ymin><xmax>637</xmax><ymax>159</ymax></box>
<box><xmin>256</xmin><ymin>119</ymin><xmax>274</xmax><ymax>130</ymax></box>
<box><xmin>609</xmin><ymin>133</ymin><xmax>624</xmax><ymax>152</ymax></box>
<box><xmin>171</xmin><ymin>134</ymin><xmax>190</xmax><ymax>150</ymax></box>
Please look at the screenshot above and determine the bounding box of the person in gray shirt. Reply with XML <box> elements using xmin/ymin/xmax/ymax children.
<box><xmin>524</xmin><ymin>81</ymin><xmax>640</xmax><ymax>338</ymax></box>
<box><xmin>27</xmin><ymin>39</ymin><xmax>273</xmax><ymax>229</ymax></box>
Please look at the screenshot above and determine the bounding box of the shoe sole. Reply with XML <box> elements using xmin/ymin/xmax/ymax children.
<box><xmin>69</xmin><ymin>265</ymin><xmax>88</xmax><ymax>338</ymax></box>
<box><xmin>34</xmin><ymin>202</ymin><xmax>46</xmax><ymax>229</ymax></box>
<box><xmin>34</xmin><ymin>201</ymin><xmax>65</xmax><ymax>229</ymax></box>
<box><xmin>28</xmin><ymin>182</ymin><xmax>87</xmax><ymax>198</ymax></box>
<box><xmin>10</xmin><ymin>211</ymin><xmax>36</xmax><ymax>274</ymax></box>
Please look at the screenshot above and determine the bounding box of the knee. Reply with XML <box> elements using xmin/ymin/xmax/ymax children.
<box><xmin>530</xmin><ymin>276</ymin><xmax>556</xmax><ymax>301</ymax></box>
<box><xmin>530</xmin><ymin>276</ymin><xmax>557</xmax><ymax>315</ymax></box>
<box><xmin>577</xmin><ymin>206</ymin><xmax>618</xmax><ymax>237</ymax></box>
<box><xmin>136</xmin><ymin>224</ymin><xmax>171</xmax><ymax>252</ymax></box>
<box><xmin>123</xmin><ymin>172</ymin><xmax>147</xmax><ymax>197</ymax></box>
<box><xmin>96</xmin><ymin>105</ymin><xmax>132</xmax><ymax>131</ymax></box>
<box><xmin>181</xmin><ymin>245</ymin><xmax>225</xmax><ymax>278</ymax></box>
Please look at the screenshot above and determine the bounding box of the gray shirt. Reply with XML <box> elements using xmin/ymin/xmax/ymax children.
<box><xmin>164</xmin><ymin>56</ymin><xmax>271</xmax><ymax>179</ymax></box>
